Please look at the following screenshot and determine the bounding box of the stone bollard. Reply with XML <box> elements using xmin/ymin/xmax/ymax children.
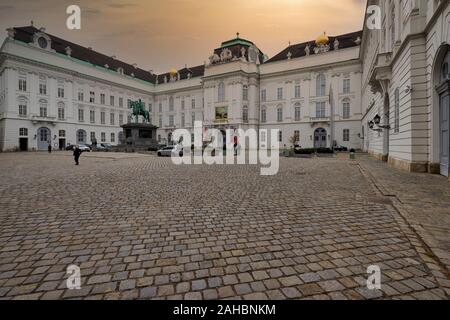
<box><xmin>349</xmin><ymin>149</ymin><xmax>356</xmax><ymax>160</ymax></box>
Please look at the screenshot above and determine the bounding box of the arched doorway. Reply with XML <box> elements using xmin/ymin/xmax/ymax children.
<box><xmin>76</xmin><ymin>129</ymin><xmax>87</xmax><ymax>144</ymax></box>
<box><xmin>435</xmin><ymin>46</ymin><xmax>450</xmax><ymax>176</ymax></box>
<box><xmin>37</xmin><ymin>127</ymin><xmax>51</xmax><ymax>150</ymax></box>
<box><xmin>314</xmin><ymin>128</ymin><xmax>327</xmax><ymax>148</ymax></box>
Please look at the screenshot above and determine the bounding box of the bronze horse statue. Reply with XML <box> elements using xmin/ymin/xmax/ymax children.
<box><xmin>130</xmin><ymin>99</ymin><xmax>150</xmax><ymax>123</ymax></box>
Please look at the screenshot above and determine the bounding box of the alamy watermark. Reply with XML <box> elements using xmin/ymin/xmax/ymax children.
<box><xmin>171</xmin><ymin>121</ymin><xmax>280</xmax><ymax>176</ymax></box>
<box><xmin>66</xmin><ymin>264</ymin><xmax>81</xmax><ymax>290</ymax></box>
<box><xmin>66</xmin><ymin>5</ymin><xmax>81</xmax><ymax>30</ymax></box>
<box><xmin>366</xmin><ymin>5</ymin><xmax>382</xmax><ymax>30</ymax></box>
<box><xmin>367</xmin><ymin>265</ymin><xmax>382</xmax><ymax>290</ymax></box>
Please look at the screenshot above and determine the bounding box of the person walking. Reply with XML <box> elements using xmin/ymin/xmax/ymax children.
<box><xmin>47</xmin><ymin>143</ymin><xmax>52</xmax><ymax>153</ymax></box>
<box><xmin>73</xmin><ymin>145</ymin><xmax>82</xmax><ymax>165</ymax></box>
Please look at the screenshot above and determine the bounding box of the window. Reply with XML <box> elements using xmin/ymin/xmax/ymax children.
<box><xmin>159</xmin><ymin>103</ymin><xmax>163</xmax><ymax>113</ymax></box>
<box><xmin>119</xmin><ymin>97</ymin><xmax>123</xmax><ymax>107</ymax></box>
<box><xmin>169</xmin><ymin>96</ymin><xmax>174</xmax><ymax>111</ymax></box>
<box><xmin>110</xmin><ymin>96</ymin><xmax>115</xmax><ymax>106</ymax></box>
<box><xmin>191</xmin><ymin>98</ymin><xmax>196</xmax><ymax>108</ymax></box>
<box><xmin>294</xmin><ymin>104</ymin><xmax>301</xmax><ymax>121</ymax></box>
<box><xmin>294</xmin><ymin>85</ymin><xmax>301</xmax><ymax>98</ymax></box>
<box><xmin>39</xmin><ymin>101</ymin><xmax>48</xmax><ymax>117</ymax></box>
<box><xmin>88</xmin><ymin>110</ymin><xmax>95</xmax><ymax>123</ymax></box>
<box><xmin>18</xmin><ymin>77</ymin><xmax>27</xmax><ymax>92</ymax></box>
<box><xmin>58</xmin><ymin>87</ymin><xmax>65</xmax><ymax>98</ymax></box>
<box><xmin>78</xmin><ymin>109</ymin><xmax>84</xmax><ymax>122</ymax></box>
<box><xmin>169</xmin><ymin>115</ymin><xmax>174</xmax><ymax>126</ymax></box>
<box><xmin>19</xmin><ymin>103</ymin><xmax>27</xmax><ymax>116</ymax></box>
<box><xmin>148</xmin><ymin>103</ymin><xmax>152</xmax><ymax>113</ymax></box>
<box><xmin>442</xmin><ymin>59</ymin><xmax>449</xmax><ymax>81</ymax></box>
<box><xmin>343</xmin><ymin>129</ymin><xmax>350</xmax><ymax>142</ymax></box>
<box><xmin>159</xmin><ymin>115</ymin><xmax>163</xmax><ymax>127</ymax></box>
<box><xmin>58</xmin><ymin>104</ymin><xmax>65</xmax><ymax>120</ymax></box>
<box><xmin>101</xmin><ymin>112</ymin><xmax>106</xmax><ymax>124</ymax></box>
<box><xmin>191</xmin><ymin>113</ymin><xmax>195</xmax><ymax>125</ymax></box>
<box><xmin>181</xmin><ymin>113</ymin><xmax>185</xmax><ymax>127</ymax></box>
<box><xmin>181</xmin><ymin>100</ymin><xmax>185</xmax><ymax>110</ymax></box>
<box><xmin>39</xmin><ymin>83</ymin><xmax>47</xmax><ymax>95</ymax></box>
<box><xmin>111</xmin><ymin>133</ymin><xmax>115</xmax><ymax>143</ymax></box>
<box><xmin>261</xmin><ymin>107</ymin><xmax>267</xmax><ymax>123</ymax></box>
<box><xmin>101</xmin><ymin>132</ymin><xmax>106</xmax><ymax>142</ymax></box>
<box><xmin>89</xmin><ymin>91</ymin><xmax>95</xmax><ymax>103</ymax></box>
<box><xmin>343</xmin><ymin>100</ymin><xmax>350</xmax><ymax>119</ymax></box>
<box><xmin>243</xmin><ymin>86</ymin><xmax>248</xmax><ymax>101</ymax></box>
<box><xmin>277</xmin><ymin>88</ymin><xmax>283</xmax><ymax>100</ymax></box>
<box><xmin>277</xmin><ymin>107</ymin><xmax>283</xmax><ymax>122</ymax></box>
<box><xmin>243</xmin><ymin>106</ymin><xmax>249</xmax><ymax>123</ymax></box>
<box><xmin>343</xmin><ymin>79</ymin><xmax>350</xmax><ymax>94</ymax></box>
<box><xmin>90</xmin><ymin>132</ymin><xmax>96</xmax><ymax>142</ymax></box>
<box><xmin>78</xmin><ymin>91</ymin><xmax>84</xmax><ymax>101</ymax></box>
<box><xmin>394</xmin><ymin>88</ymin><xmax>400</xmax><ymax>133</ymax></box>
<box><xmin>294</xmin><ymin>130</ymin><xmax>300</xmax><ymax>143</ymax></box>
<box><xmin>278</xmin><ymin>131</ymin><xmax>282</xmax><ymax>142</ymax></box>
<box><xmin>19</xmin><ymin>128</ymin><xmax>28</xmax><ymax>136</ymax></box>
<box><xmin>218</xmin><ymin>82</ymin><xmax>225</xmax><ymax>102</ymax></box>
<box><xmin>316</xmin><ymin>74</ymin><xmax>326</xmax><ymax>96</ymax></box>
<box><xmin>119</xmin><ymin>114</ymin><xmax>124</xmax><ymax>125</ymax></box>
<box><xmin>316</xmin><ymin>102</ymin><xmax>326</xmax><ymax>118</ymax></box>
<box><xmin>100</xmin><ymin>94</ymin><xmax>105</xmax><ymax>105</ymax></box>
<box><xmin>261</xmin><ymin>89</ymin><xmax>266</xmax><ymax>102</ymax></box>
<box><xmin>59</xmin><ymin>130</ymin><xmax>66</xmax><ymax>137</ymax></box>
<box><xmin>109</xmin><ymin>113</ymin><xmax>114</xmax><ymax>126</ymax></box>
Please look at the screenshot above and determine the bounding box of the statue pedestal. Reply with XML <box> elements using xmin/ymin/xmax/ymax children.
<box><xmin>118</xmin><ymin>123</ymin><xmax>159</xmax><ymax>152</ymax></box>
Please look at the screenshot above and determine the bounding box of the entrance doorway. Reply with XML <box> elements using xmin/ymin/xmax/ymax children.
<box><xmin>437</xmin><ymin>48</ymin><xmax>450</xmax><ymax>177</ymax></box>
<box><xmin>37</xmin><ymin>127</ymin><xmax>51</xmax><ymax>150</ymax></box>
<box><xmin>59</xmin><ymin>139</ymin><xmax>66</xmax><ymax>150</ymax></box>
<box><xmin>314</xmin><ymin>128</ymin><xmax>327</xmax><ymax>148</ymax></box>
<box><xmin>19</xmin><ymin>138</ymin><xmax>28</xmax><ymax>151</ymax></box>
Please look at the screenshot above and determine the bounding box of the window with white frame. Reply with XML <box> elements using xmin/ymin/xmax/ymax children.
<box><xmin>192</xmin><ymin>98</ymin><xmax>196</xmax><ymax>108</ymax></box>
<box><xmin>101</xmin><ymin>132</ymin><xmax>106</xmax><ymax>142</ymax></box>
<box><xmin>78</xmin><ymin>109</ymin><xmax>84</xmax><ymax>122</ymax></box>
<box><xmin>110</xmin><ymin>113</ymin><xmax>115</xmax><ymax>126</ymax></box>
<box><xmin>101</xmin><ymin>111</ymin><xmax>106</xmax><ymax>124</ymax></box>
<box><xmin>78</xmin><ymin>90</ymin><xmax>84</xmax><ymax>101</ymax></box>
<box><xmin>243</xmin><ymin>106</ymin><xmax>249</xmax><ymax>123</ymax></box>
<box><xmin>343</xmin><ymin>79</ymin><xmax>350</xmax><ymax>94</ymax></box>
<box><xmin>169</xmin><ymin>96</ymin><xmax>174</xmax><ymax>111</ymax></box>
<box><xmin>316</xmin><ymin>102</ymin><xmax>326</xmax><ymax>118</ymax></box>
<box><xmin>261</xmin><ymin>89</ymin><xmax>266</xmax><ymax>102</ymax></box>
<box><xmin>243</xmin><ymin>86</ymin><xmax>248</xmax><ymax>101</ymax></box>
<box><xmin>58</xmin><ymin>103</ymin><xmax>65</xmax><ymax>120</ymax></box>
<box><xmin>19</xmin><ymin>128</ymin><xmax>28</xmax><ymax>136</ymax></box>
<box><xmin>100</xmin><ymin>94</ymin><xmax>105</xmax><ymax>105</ymax></box>
<box><xmin>90</xmin><ymin>110</ymin><xmax>95</xmax><ymax>123</ymax></box>
<box><xmin>316</xmin><ymin>74</ymin><xmax>326</xmax><ymax>96</ymax></box>
<box><xmin>294</xmin><ymin>85</ymin><xmax>301</xmax><ymax>98</ymax></box>
<box><xmin>90</xmin><ymin>132</ymin><xmax>96</xmax><ymax>142</ymax></box>
<box><xmin>39</xmin><ymin>101</ymin><xmax>48</xmax><ymax>117</ymax></box>
<box><xmin>18</xmin><ymin>101</ymin><xmax>27</xmax><ymax>116</ymax></box>
<box><xmin>261</xmin><ymin>107</ymin><xmax>266</xmax><ymax>123</ymax></box>
<box><xmin>294</xmin><ymin>103</ymin><xmax>301</xmax><ymax>121</ymax></box>
<box><xmin>39</xmin><ymin>82</ymin><xmax>47</xmax><ymax>95</ymax></box>
<box><xmin>110</xmin><ymin>96</ymin><xmax>115</xmax><ymax>106</ymax></box>
<box><xmin>218</xmin><ymin>82</ymin><xmax>225</xmax><ymax>102</ymax></box>
<box><xmin>119</xmin><ymin>97</ymin><xmax>123</xmax><ymax>107</ymax></box>
<box><xmin>169</xmin><ymin>115</ymin><xmax>174</xmax><ymax>126</ymax></box>
<box><xmin>18</xmin><ymin>77</ymin><xmax>27</xmax><ymax>92</ymax></box>
<box><xmin>294</xmin><ymin>130</ymin><xmax>300</xmax><ymax>143</ymax></box>
<box><xmin>111</xmin><ymin>133</ymin><xmax>115</xmax><ymax>143</ymax></box>
<box><xmin>159</xmin><ymin>115</ymin><xmax>163</xmax><ymax>127</ymax></box>
<box><xmin>89</xmin><ymin>91</ymin><xmax>95</xmax><ymax>103</ymax></box>
<box><xmin>394</xmin><ymin>88</ymin><xmax>400</xmax><ymax>133</ymax></box>
<box><xmin>342</xmin><ymin>99</ymin><xmax>350</xmax><ymax>119</ymax></box>
<box><xmin>277</xmin><ymin>106</ymin><xmax>283</xmax><ymax>122</ymax></box>
<box><xmin>277</xmin><ymin>88</ymin><xmax>283</xmax><ymax>100</ymax></box>
<box><xmin>181</xmin><ymin>99</ymin><xmax>185</xmax><ymax>110</ymax></box>
<box><xmin>159</xmin><ymin>103</ymin><xmax>162</xmax><ymax>113</ymax></box>
<box><xmin>59</xmin><ymin>130</ymin><xmax>66</xmax><ymax>137</ymax></box>
<box><xmin>343</xmin><ymin>129</ymin><xmax>350</xmax><ymax>142</ymax></box>
<box><xmin>58</xmin><ymin>87</ymin><xmax>65</xmax><ymax>98</ymax></box>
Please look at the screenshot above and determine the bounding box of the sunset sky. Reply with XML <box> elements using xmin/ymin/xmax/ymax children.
<box><xmin>0</xmin><ymin>0</ymin><xmax>367</xmax><ymax>73</ymax></box>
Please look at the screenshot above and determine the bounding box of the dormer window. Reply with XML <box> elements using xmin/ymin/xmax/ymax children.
<box><xmin>117</xmin><ymin>67</ymin><xmax>124</xmax><ymax>75</ymax></box>
<box><xmin>32</xmin><ymin>32</ymin><xmax>52</xmax><ymax>51</ymax></box>
<box><xmin>38</xmin><ymin>37</ymin><xmax>48</xmax><ymax>49</ymax></box>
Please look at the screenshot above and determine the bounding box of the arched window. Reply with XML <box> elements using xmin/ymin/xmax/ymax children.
<box><xmin>294</xmin><ymin>103</ymin><xmax>301</xmax><ymax>121</ymax></box>
<box><xmin>277</xmin><ymin>106</ymin><xmax>283</xmax><ymax>122</ymax></box>
<box><xmin>242</xmin><ymin>105</ymin><xmax>249</xmax><ymax>123</ymax></box>
<box><xmin>442</xmin><ymin>51</ymin><xmax>449</xmax><ymax>82</ymax></box>
<box><xmin>394</xmin><ymin>88</ymin><xmax>400</xmax><ymax>133</ymax></box>
<box><xmin>218</xmin><ymin>82</ymin><xmax>225</xmax><ymax>102</ymax></box>
<box><xmin>342</xmin><ymin>99</ymin><xmax>350</xmax><ymax>119</ymax></box>
<box><xmin>39</xmin><ymin>99</ymin><xmax>48</xmax><ymax>118</ymax></box>
<box><xmin>261</xmin><ymin>106</ymin><xmax>267</xmax><ymax>123</ymax></box>
<box><xmin>316</xmin><ymin>74</ymin><xmax>326</xmax><ymax>96</ymax></box>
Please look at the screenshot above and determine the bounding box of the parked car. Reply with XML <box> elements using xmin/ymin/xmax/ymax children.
<box><xmin>65</xmin><ymin>144</ymin><xmax>75</xmax><ymax>151</ymax></box>
<box><xmin>333</xmin><ymin>145</ymin><xmax>348</xmax><ymax>152</ymax></box>
<box><xmin>157</xmin><ymin>145</ymin><xmax>184</xmax><ymax>157</ymax></box>
<box><xmin>100</xmin><ymin>143</ymin><xmax>113</xmax><ymax>150</ymax></box>
<box><xmin>78</xmin><ymin>144</ymin><xmax>91</xmax><ymax>152</ymax></box>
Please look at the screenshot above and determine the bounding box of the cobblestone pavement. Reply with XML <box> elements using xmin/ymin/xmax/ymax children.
<box><xmin>0</xmin><ymin>152</ymin><xmax>449</xmax><ymax>300</ymax></box>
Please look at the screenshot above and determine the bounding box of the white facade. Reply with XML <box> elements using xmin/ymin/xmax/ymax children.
<box><xmin>361</xmin><ymin>0</ymin><xmax>450</xmax><ymax>177</ymax></box>
<box><xmin>0</xmin><ymin>26</ymin><xmax>364</xmax><ymax>152</ymax></box>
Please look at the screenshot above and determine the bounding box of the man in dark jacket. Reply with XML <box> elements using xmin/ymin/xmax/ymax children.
<box><xmin>73</xmin><ymin>145</ymin><xmax>82</xmax><ymax>165</ymax></box>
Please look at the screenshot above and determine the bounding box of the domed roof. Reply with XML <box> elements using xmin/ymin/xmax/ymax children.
<box><xmin>316</xmin><ymin>32</ymin><xmax>329</xmax><ymax>46</ymax></box>
<box><xmin>169</xmin><ymin>68</ymin><xmax>178</xmax><ymax>76</ymax></box>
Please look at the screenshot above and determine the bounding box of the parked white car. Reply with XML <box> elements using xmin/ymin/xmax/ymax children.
<box><xmin>157</xmin><ymin>145</ymin><xmax>184</xmax><ymax>157</ymax></box>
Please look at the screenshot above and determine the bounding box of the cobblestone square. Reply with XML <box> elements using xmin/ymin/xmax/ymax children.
<box><xmin>0</xmin><ymin>152</ymin><xmax>449</xmax><ymax>300</ymax></box>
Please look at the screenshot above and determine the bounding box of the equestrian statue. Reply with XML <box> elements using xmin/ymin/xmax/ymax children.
<box><xmin>130</xmin><ymin>99</ymin><xmax>150</xmax><ymax>123</ymax></box>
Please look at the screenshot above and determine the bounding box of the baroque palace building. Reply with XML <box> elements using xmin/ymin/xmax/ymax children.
<box><xmin>0</xmin><ymin>0</ymin><xmax>449</xmax><ymax>178</ymax></box>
